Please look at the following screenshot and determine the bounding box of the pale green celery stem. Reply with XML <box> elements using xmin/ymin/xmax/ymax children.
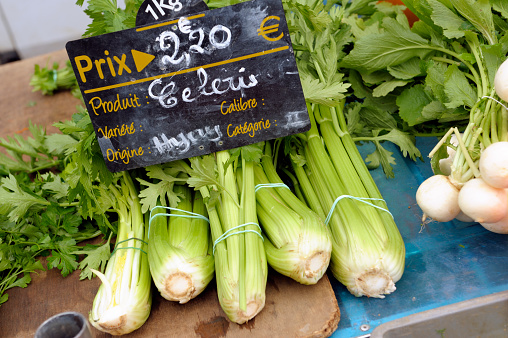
<box><xmin>253</xmin><ymin>164</ymin><xmax>301</xmax><ymax>247</ymax></box>
<box><xmin>178</xmin><ymin>159</ymin><xmax>222</xmax><ymax>255</ymax></box>
<box><xmin>333</xmin><ymin>104</ymin><xmax>387</xmax><ymax>201</ymax></box>
<box><xmin>121</xmin><ymin>172</ymin><xmax>145</xmax><ymax>301</ymax></box>
<box><xmin>148</xmin><ymin>208</ymin><xmax>170</xmax><ymax>277</ymax></box>
<box><xmin>281</xmin><ymin>167</ymin><xmax>306</xmax><ymax>205</ymax></box>
<box><xmin>262</xmin><ymin>142</ymin><xmax>321</xmax><ymax>217</ymax></box>
<box><xmin>289</xmin><ymin>153</ymin><xmax>326</xmax><ymax>220</ymax></box>
<box><xmin>216</xmin><ymin>150</ymin><xmax>240</xmax><ymax>282</ymax></box>
<box><xmin>188</xmin><ymin>191</ymin><xmax>211</xmax><ymax>256</ymax></box>
<box><xmin>102</xmin><ymin>172</ymin><xmax>146</xmax><ymax>309</ymax></box>
<box><xmin>238</xmin><ymin>159</ymin><xmax>247</xmax><ymax>312</ymax></box>
<box><xmin>313</xmin><ymin>105</ymin><xmax>390</xmax><ymax>248</ymax></box>
<box><xmin>168</xmin><ymin>185</ymin><xmax>193</xmax><ymax>248</ymax></box>
<box><xmin>302</xmin><ymin>137</ymin><xmax>351</xmax><ymax>246</ymax></box>
<box><xmin>241</xmin><ymin>159</ymin><xmax>266</xmax><ymax>312</ymax></box>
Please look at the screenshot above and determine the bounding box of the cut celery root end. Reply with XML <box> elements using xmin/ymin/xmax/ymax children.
<box><xmin>304</xmin><ymin>251</ymin><xmax>330</xmax><ymax>278</ymax></box>
<box><xmin>350</xmin><ymin>268</ymin><xmax>396</xmax><ymax>299</ymax></box>
<box><xmin>164</xmin><ymin>272</ymin><xmax>195</xmax><ymax>303</ymax></box>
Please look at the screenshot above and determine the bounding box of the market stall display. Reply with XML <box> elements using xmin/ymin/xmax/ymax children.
<box><xmin>1</xmin><ymin>0</ymin><xmax>508</xmax><ymax>337</ymax></box>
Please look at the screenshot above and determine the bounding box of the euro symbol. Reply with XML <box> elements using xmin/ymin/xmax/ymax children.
<box><xmin>257</xmin><ymin>16</ymin><xmax>283</xmax><ymax>42</ymax></box>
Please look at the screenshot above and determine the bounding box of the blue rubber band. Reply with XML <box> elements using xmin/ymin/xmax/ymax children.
<box><xmin>324</xmin><ymin>195</ymin><xmax>394</xmax><ymax>226</ymax></box>
<box><xmin>254</xmin><ymin>183</ymin><xmax>290</xmax><ymax>193</ymax></box>
<box><xmin>148</xmin><ymin>205</ymin><xmax>210</xmax><ymax>239</ymax></box>
<box><xmin>52</xmin><ymin>69</ymin><xmax>58</xmax><ymax>83</ymax></box>
<box><xmin>213</xmin><ymin>222</ymin><xmax>263</xmax><ymax>255</ymax></box>
<box><xmin>111</xmin><ymin>237</ymin><xmax>148</xmax><ymax>256</ymax></box>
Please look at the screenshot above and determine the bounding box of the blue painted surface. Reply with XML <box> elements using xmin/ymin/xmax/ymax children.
<box><xmin>329</xmin><ymin>137</ymin><xmax>508</xmax><ymax>338</ymax></box>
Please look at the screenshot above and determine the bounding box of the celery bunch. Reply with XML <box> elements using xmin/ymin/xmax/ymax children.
<box><xmin>288</xmin><ymin>104</ymin><xmax>405</xmax><ymax>298</ymax></box>
<box><xmin>89</xmin><ymin>172</ymin><xmax>152</xmax><ymax>334</ymax></box>
<box><xmin>184</xmin><ymin>147</ymin><xmax>267</xmax><ymax>324</ymax></box>
<box><xmin>253</xmin><ymin>142</ymin><xmax>332</xmax><ymax>285</ymax></box>
<box><xmin>146</xmin><ymin>184</ymin><xmax>214</xmax><ymax>303</ymax></box>
<box><xmin>283</xmin><ymin>0</ymin><xmax>406</xmax><ymax>298</ymax></box>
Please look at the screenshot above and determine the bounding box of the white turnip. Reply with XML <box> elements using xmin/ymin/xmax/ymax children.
<box><xmin>455</xmin><ymin>211</ymin><xmax>474</xmax><ymax>223</ymax></box>
<box><xmin>479</xmin><ymin>142</ymin><xmax>508</xmax><ymax>189</ymax></box>
<box><xmin>495</xmin><ymin>58</ymin><xmax>508</xmax><ymax>102</ymax></box>
<box><xmin>458</xmin><ymin>178</ymin><xmax>508</xmax><ymax>223</ymax></box>
<box><xmin>416</xmin><ymin>175</ymin><xmax>460</xmax><ymax>222</ymax></box>
<box><xmin>480</xmin><ymin>204</ymin><xmax>508</xmax><ymax>234</ymax></box>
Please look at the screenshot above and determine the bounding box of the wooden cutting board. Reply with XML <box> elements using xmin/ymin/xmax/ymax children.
<box><xmin>0</xmin><ymin>50</ymin><xmax>340</xmax><ymax>337</ymax></box>
<box><xmin>0</xmin><ymin>262</ymin><xmax>340</xmax><ymax>337</ymax></box>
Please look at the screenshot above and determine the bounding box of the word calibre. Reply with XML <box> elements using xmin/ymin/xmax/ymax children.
<box><xmin>89</xmin><ymin>93</ymin><xmax>141</xmax><ymax>115</ymax></box>
<box><xmin>149</xmin><ymin>68</ymin><xmax>258</xmax><ymax>108</ymax></box>
<box><xmin>221</xmin><ymin>98</ymin><xmax>257</xmax><ymax>115</ymax></box>
<box><xmin>97</xmin><ymin>122</ymin><xmax>136</xmax><ymax>139</ymax></box>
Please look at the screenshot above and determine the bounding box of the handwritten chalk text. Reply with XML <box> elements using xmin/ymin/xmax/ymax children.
<box><xmin>152</xmin><ymin>125</ymin><xmax>222</xmax><ymax>155</ymax></box>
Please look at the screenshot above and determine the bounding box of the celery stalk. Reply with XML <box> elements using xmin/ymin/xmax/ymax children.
<box><xmin>89</xmin><ymin>172</ymin><xmax>152</xmax><ymax>335</ymax></box>
<box><xmin>186</xmin><ymin>149</ymin><xmax>267</xmax><ymax>324</ymax></box>
<box><xmin>147</xmin><ymin>184</ymin><xmax>214</xmax><ymax>303</ymax></box>
<box><xmin>289</xmin><ymin>104</ymin><xmax>405</xmax><ymax>298</ymax></box>
<box><xmin>252</xmin><ymin>142</ymin><xmax>331</xmax><ymax>284</ymax></box>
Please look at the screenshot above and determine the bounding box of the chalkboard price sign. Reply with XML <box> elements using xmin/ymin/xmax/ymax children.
<box><xmin>66</xmin><ymin>0</ymin><xmax>309</xmax><ymax>172</ymax></box>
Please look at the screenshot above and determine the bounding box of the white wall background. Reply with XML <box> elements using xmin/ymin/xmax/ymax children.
<box><xmin>0</xmin><ymin>0</ymin><xmax>125</xmax><ymax>59</ymax></box>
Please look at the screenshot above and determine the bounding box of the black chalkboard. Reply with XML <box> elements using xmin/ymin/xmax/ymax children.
<box><xmin>66</xmin><ymin>0</ymin><xmax>309</xmax><ymax>172</ymax></box>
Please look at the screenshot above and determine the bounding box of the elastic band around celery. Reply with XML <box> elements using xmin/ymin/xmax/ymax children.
<box><xmin>148</xmin><ymin>205</ymin><xmax>210</xmax><ymax>239</ymax></box>
<box><xmin>111</xmin><ymin>237</ymin><xmax>148</xmax><ymax>256</ymax></box>
<box><xmin>324</xmin><ymin>195</ymin><xmax>394</xmax><ymax>226</ymax></box>
<box><xmin>254</xmin><ymin>183</ymin><xmax>290</xmax><ymax>193</ymax></box>
<box><xmin>212</xmin><ymin>223</ymin><xmax>263</xmax><ymax>255</ymax></box>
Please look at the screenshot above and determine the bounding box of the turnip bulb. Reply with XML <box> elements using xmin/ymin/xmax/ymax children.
<box><xmin>480</xmin><ymin>201</ymin><xmax>508</xmax><ymax>234</ymax></box>
<box><xmin>455</xmin><ymin>211</ymin><xmax>474</xmax><ymax>223</ymax></box>
<box><xmin>479</xmin><ymin>142</ymin><xmax>508</xmax><ymax>189</ymax></box>
<box><xmin>495</xmin><ymin>58</ymin><xmax>508</xmax><ymax>102</ymax></box>
<box><xmin>458</xmin><ymin>178</ymin><xmax>508</xmax><ymax>223</ymax></box>
<box><xmin>416</xmin><ymin>175</ymin><xmax>460</xmax><ymax>222</ymax></box>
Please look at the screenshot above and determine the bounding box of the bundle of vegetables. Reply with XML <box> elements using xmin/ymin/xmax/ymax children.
<box><xmin>138</xmin><ymin>165</ymin><xmax>214</xmax><ymax>303</ymax></box>
<box><xmin>88</xmin><ymin>171</ymin><xmax>152</xmax><ymax>335</ymax></box>
<box><xmin>253</xmin><ymin>142</ymin><xmax>332</xmax><ymax>285</ymax></box>
<box><xmin>30</xmin><ymin>60</ymin><xmax>81</xmax><ymax>99</ymax></box>
<box><xmin>338</xmin><ymin>0</ymin><xmax>508</xmax><ymax>231</ymax></box>
<box><xmin>281</xmin><ymin>0</ymin><xmax>406</xmax><ymax>298</ymax></box>
<box><xmin>183</xmin><ymin>147</ymin><xmax>267</xmax><ymax>324</ymax></box>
